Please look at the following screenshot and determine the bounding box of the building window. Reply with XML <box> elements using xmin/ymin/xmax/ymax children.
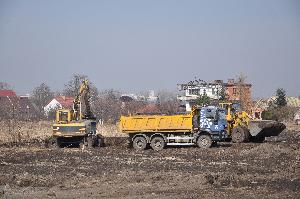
<box><xmin>189</xmin><ymin>89</ymin><xmax>199</xmax><ymax>95</ymax></box>
<box><xmin>233</xmin><ymin>88</ymin><xmax>237</xmax><ymax>95</ymax></box>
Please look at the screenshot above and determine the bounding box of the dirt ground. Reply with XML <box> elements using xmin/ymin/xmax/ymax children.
<box><xmin>0</xmin><ymin>129</ymin><xmax>299</xmax><ymax>199</ymax></box>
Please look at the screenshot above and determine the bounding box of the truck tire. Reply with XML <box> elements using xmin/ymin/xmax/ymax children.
<box><xmin>55</xmin><ymin>137</ymin><xmax>63</xmax><ymax>148</ymax></box>
<box><xmin>96</xmin><ymin>135</ymin><xmax>105</xmax><ymax>147</ymax></box>
<box><xmin>150</xmin><ymin>136</ymin><xmax>165</xmax><ymax>151</ymax></box>
<box><xmin>87</xmin><ymin>136</ymin><xmax>94</xmax><ymax>148</ymax></box>
<box><xmin>79</xmin><ymin>141</ymin><xmax>85</xmax><ymax>149</ymax></box>
<box><xmin>232</xmin><ymin>126</ymin><xmax>247</xmax><ymax>143</ymax></box>
<box><xmin>133</xmin><ymin>136</ymin><xmax>147</xmax><ymax>150</ymax></box>
<box><xmin>197</xmin><ymin>135</ymin><xmax>212</xmax><ymax>149</ymax></box>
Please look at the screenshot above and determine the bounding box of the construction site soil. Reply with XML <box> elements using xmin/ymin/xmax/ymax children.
<box><xmin>0</xmin><ymin>130</ymin><xmax>299</xmax><ymax>199</ymax></box>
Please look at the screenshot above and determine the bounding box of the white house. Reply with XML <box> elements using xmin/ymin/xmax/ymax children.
<box><xmin>177</xmin><ymin>80</ymin><xmax>223</xmax><ymax>112</ymax></box>
<box><xmin>44</xmin><ymin>96</ymin><xmax>74</xmax><ymax>115</ymax></box>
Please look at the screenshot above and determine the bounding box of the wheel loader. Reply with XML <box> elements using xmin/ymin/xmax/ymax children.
<box><xmin>219</xmin><ymin>102</ymin><xmax>286</xmax><ymax>142</ymax></box>
<box><xmin>52</xmin><ymin>80</ymin><xmax>103</xmax><ymax>148</ymax></box>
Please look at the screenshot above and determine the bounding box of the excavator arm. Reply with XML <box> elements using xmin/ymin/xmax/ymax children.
<box><xmin>72</xmin><ymin>80</ymin><xmax>94</xmax><ymax>120</ymax></box>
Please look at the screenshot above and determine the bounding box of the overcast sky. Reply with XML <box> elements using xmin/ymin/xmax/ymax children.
<box><xmin>0</xmin><ymin>0</ymin><xmax>299</xmax><ymax>98</ymax></box>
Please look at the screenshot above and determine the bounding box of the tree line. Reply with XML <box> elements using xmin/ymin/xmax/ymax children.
<box><xmin>0</xmin><ymin>74</ymin><xmax>181</xmax><ymax>123</ymax></box>
<box><xmin>0</xmin><ymin>74</ymin><xmax>295</xmax><ymax>123</ymax></box>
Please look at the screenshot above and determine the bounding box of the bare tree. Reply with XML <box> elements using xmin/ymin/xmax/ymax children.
<box><xmin>158</xmin><ymin>100</ymin><xmax>181</xmax><ymax>114</ymax></box>
<box><xmin>235</xmin><ymin>73</ymin><xmax>251</xmax><ymax>111</ymax></box>
<box><xmin>157</xmin><ymin>90</ymin><xmax>177</xmax><ymax>103</ymax></box>
<box><xmin>30</xmin><ymin>83</ymin><xmax>54</xmax><ymax>117</ymax></box>
<box><xmin>157</xmin><ymin>90</ymin><xmax>181</xmax><ymax>114</ymax></box>
<box><xmin>93</xmin><ymin>89</ymin><xmax>122</xmax><ymax>124</ymax></box>
<box><xmin>63</xmin><ymin>74</ymin><xmax>98</xmax><ymax>100</ymax></box>
<box><xmin>63</xmin><ymin>74</ymin><xmax>88</xmax><ymax>97</ymax></box>
<box><xmin>0</xmin><ymin>93</ymin><xmax>24</xmax><ymax>143</ymax></box>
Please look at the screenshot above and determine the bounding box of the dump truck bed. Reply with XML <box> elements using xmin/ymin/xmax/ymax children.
<box><xmin>120</xmin><ymin>114</ymin><xmax>194</xmax><ymax>134</ymax></box>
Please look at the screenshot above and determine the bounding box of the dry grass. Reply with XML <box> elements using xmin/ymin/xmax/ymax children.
<box><xmin>97</xmin><ymin>122</ymin><xmax>126</xmax><ymax>137</ymax></box>
<box><xmin>0</xmin><ymin>120</ymin><xmax>52</xmax><ymax>144</ymax></box>
<box><xmin>0</xmin><ymin>120</ymin><xmax>126</xmax><ymax>144</ymax></box>
<box><xmin>1</xmin><ymin>120</ymin><xmax>297</xmax><ymax>145</ymax></box>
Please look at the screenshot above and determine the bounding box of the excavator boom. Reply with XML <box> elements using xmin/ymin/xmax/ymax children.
<box><xmin>72</xmin><ymin>80</ymin><xmax>94</xmax><ymax>120</ymax></box>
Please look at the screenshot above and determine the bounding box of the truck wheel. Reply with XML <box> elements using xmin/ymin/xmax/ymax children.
<box><xmin>232</xmin><ymin>126</ymin><xmax>246</xmax><ymax>143</ymax></box>
<box><xmin>79</xmin><ymin>141</ymin><xmax>85</xmax><ymax>149</ymax></box>
<box><xmin>197</xmin><ymin>135</ymin><xmax>212</xmax><ymax>149</ymax></box>
<box><xmin>150</xmin><ymin>136</ymin><xmax>165</xmax><ymax>151</ymax></box>
<box><xmin>133</xmin><ymin>136</ymin><xmax>147</xmax><ymax>150</ymax></box>
<box><xmin>96</xmin><ymin>135</ymin><xmax>104</xmax><ymax>147</ymax></box>
<box><xmin>87</xmin><ymin>136</ymin><xmax>95</xmax><ymax>148</ymax></box>
<box><xmin>55</xmin><ymin>137</ymin><xmax>63</xmax><ymax>148</ymax></box>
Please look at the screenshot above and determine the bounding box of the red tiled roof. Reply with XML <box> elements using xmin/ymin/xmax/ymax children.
<box><xmin>0</xmin><ymin>90</ymin><xmax>17</xmax><ymax>97</ymax></box>
<box><xmin>54</xmin><ymin>96</ymin><xmax>74</xmax><ymax>108</ymax></box>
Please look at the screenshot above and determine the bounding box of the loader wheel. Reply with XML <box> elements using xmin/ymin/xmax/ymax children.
<box><xmin>197</xmin><ymin>135</ymin><xmax>212</xmax><ymax>149</ymax></box>
<box><xmin>232</xmin><ymin>126</ymin><xmax>247</xmax><ymax>143</ymax></box>
<box><xmin>150</xmin><ymin>136</ymin><xmax>165</xmax><ymax>151</ymax></box>
<box><xmin>242</xmin><ymin>127</ymin><xmax>250</xmax><ymax>142</ymax></box>
<box><xmin>133</xmin><ymin>136</ymin><xmax>147</xmax><ymax>150</ymax></box>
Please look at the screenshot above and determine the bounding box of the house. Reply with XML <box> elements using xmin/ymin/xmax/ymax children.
<box><xmin>120</xmin><ymin>90</ymin><xmax>158</xmax><ymax>103</ymax></box>
<box><xmin>223</xmin><ymin>79</ymin><xmax>252</xmax><ymax>112</ymax></box>
<box><xmin>0</xmin><ymin>90</ymin><xmax>37</xmax><ymax>119</ymax></box>
<box><xmin>0</xmin><ymin>90</ymin><xmax>18</xmax><ymax>118</ymax></box>
<box><xmin>224</xmin><ymin>79</ymin><xmax>252</xmax><ymax>101</ymax></box>
<box><xmin>18</xmin><ymin>95</ymin><xmax>38</xmax><ymax>118</ymax></box>
<box><xmin>177</xmin><ymin>78</ymin><xmax>253</xmax><ymax>112</ymax></box>
<box><xmin>177</xmin><ymin>80</ymin><xmax>223</xmax><ymax>111</ymax></box>
<box><xmin>44</xmin><ymin>96</ymin><xmax>74</xmax><ymax>115</ymax></box>
<box><xmin>0</xmin><ymin>90</ymin><xmax>17</xmax><ymax>98</ymax></box>
<box><xmin>252</xmin><ymin>96</ymin><xmax>300</xmax><ymax>119</ymax></box>
<box><xmin>266</xmin><ymin>96</ymin><xmax>300</xmax><ymax>108</ymax></box>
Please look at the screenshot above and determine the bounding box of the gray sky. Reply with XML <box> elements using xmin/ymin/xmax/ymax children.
<box><xmin>0</xmin><ymin>0</ymin><xmax>299</xmax><ymax>98</ymax></box>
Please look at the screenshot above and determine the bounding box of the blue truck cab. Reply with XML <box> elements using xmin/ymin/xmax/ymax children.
<box><xmin>195</xmin><ymin>106</ymin><xmax>229</xmax><ymax>148</ymax></box>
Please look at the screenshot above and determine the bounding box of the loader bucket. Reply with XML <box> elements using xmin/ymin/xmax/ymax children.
<box><xmin>249</xmin><ymin>120</ymin><xmax>286</xmax><ymax>137</ymax></box>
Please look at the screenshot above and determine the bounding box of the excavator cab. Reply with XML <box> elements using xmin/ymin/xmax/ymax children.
<box><xmin>56</xmin><ymin>109</ymin><xmax>72</xmax><ymax>124</ymax></box>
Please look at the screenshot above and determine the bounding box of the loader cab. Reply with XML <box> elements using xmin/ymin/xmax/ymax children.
<box><xmin>219</xmin><ymin>102</ymin><xmax>240</xmax><ymax>121</ymax></box>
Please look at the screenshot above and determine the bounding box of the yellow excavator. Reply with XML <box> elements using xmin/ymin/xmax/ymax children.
<box><xmin>52</xmin><ymin>80</ymin><xmax>102</xmax><ymax>148</ymax></box>
<box><xmin>219</xmin><ymin>102</ymin><xmax>285</xmax><ymax>142</ymax></box>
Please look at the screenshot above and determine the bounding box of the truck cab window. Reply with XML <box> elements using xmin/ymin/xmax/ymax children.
<box><xmin>206</xmin><ymin>109</ymin><xmax>216</xmax><ymax>119</ymax></box>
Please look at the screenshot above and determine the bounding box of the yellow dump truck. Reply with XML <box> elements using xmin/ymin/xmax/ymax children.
<box><xmin>120</xmin><ymin>106</ymin><xmax>229</xmax><ymax>150</ymax></box>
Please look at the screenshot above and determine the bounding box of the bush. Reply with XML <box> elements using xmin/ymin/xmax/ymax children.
<box><xmin>262</xmin><ymin>107</ymin><xmax>297</xmax><ymax>122</ymax></box>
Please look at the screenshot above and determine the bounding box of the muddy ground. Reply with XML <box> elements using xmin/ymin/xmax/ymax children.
<box><xmin>0</xmin><ymin>130</ymin><xmax>299</xmax><ymax>199</ymax></box>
